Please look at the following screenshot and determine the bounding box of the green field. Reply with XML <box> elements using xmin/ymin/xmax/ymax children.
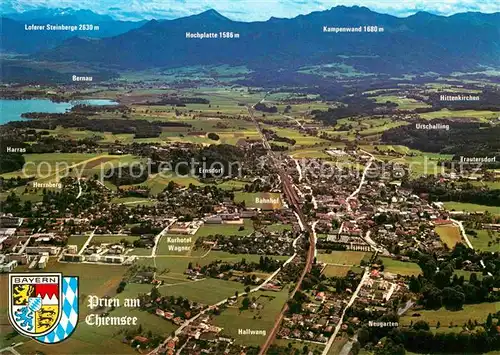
<box><xmin>380</xmin><ymin>257</ymin><xmax>422</xmax><ymax>276</ymax></box>
<box><xmin>435</xmin><ymin>225</ymin><xmax>463</xmax><ymax>248</ymax></box>
<box><xmin>373</xmin><ymin>95</ymin><xmax>431</xmax><ymax>110</ymax></box>
<box><xmin>195</xmin><ymin>219</ymin><xmax>254</xmax><ymax>237</ymax></box>
<box><xmin>322</xmin><ymin>264</ymin><xmax>354</xmax><ymax>277</ymax></box>
<box><xmin>400</xmin><ymin>302</ymin><xmax>500</xmax><ymax>328</ymax></box>
<box><xmin>419</xmin><ymin>109</ymin><xmax>498</xmax><ymax>122</ymax></box>
<box><xmin>317</xmin><ymin>251</ymin><xmax>370</xmax><ymax>266</ymax></box>
<box><xmin>234</xmin><ymin>192</ymin><xmax>283</xmax><ymax>209</ymax></box>
<box><xmin>375</xmin><ymin>153</ymin><xmax>453</xmax><ymax>177</ymax></box>
<box><xmin>213</xmin><ymin>290</ymin><xmax>290</xmax><ymax>346</ymax></box>
<box><xmin>468</xmin><ymin>229</ymin><xmax>500</xmax><ymax>252</ymax></box>
<box><xmin>156</xmin><ymin>277</ymin><xmax>247</xmax><ymax>305</ymax></box>
<box><xmin>263</xmin><ymin>126</ymin><xmax>328</xmax><ymax>146</ymax></box>
<box><xmin>0</xmin><ymin>153</ymin><xmax>101</xmax><ymax>178</ymax></box>
<box><xmin>110</xmin><ymin>196</ymin><xmax>157</xmax><ymax>206</ymax></box>
<box><xmin>290</xmin><ymin>147</ymin><xmax>331</xmax><ymax>159</ymax></box>
<box><xmin>328</xmin><ymin>336</ymin><xmax>349</xmax><ymax>355</ymax></box>
<box><xmin>67</xmin><ymin>234</ymin><xmax>91</xmax><ymax>253</ymax></box>
<box><xmin>444</xmin><ymin>202</ymin><xmax>500</xmax><ymax>215</ymax></box>
<box><xmin>453</xmin><ymin>270</ymin><xmax>484</xmax><ymax>281</ymax></box>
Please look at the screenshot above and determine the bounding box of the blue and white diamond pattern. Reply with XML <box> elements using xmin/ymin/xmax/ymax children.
<box><xmin>35</xmin><ymin>277</ymin><xmax>78</xmax><ymax>344</ymax></box>
<box><xmin>28</xmin><ymin>297</ymin><xmax>42</xmax><ymax>312</ymax></box>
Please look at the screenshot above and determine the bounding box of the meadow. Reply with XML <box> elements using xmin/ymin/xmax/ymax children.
<box><xmin>435</xmin><ymin>225</ymin><xmax>463</xmax><ymax>248</ymax></box>
<box><xmin>419</xmin><ymin>109</ymin><xmax>498</xmax><ymax>122</ymax></box>
<box><xmin>213</xmin><ymin>290</ymin><xmax>290</xmax><ymax>346</ymax></box>
<box><xmin>373</xmin><ymin>95</ymin><xmax>431</xmax><ymax>110</ymax></box>
<box><xmin>194</xmin><ymin>219</ymin><xmax>254</xmax><ymax>237</ymax></box>
<box><xmin>444</xmin><ymin>202</ymin><xmax>500</xmax><ymax>215</ymax></box>
<box><xmin>468</xmin><ymin>229</ymin><xmax>500</xmax><ymax>252</ymax></box>
<box><xmin>380</xmin><ymin>257</ymin><xmax>422</xmax><ymax>276</ymax></box>
<box><xmin>233</xmin><ymin>192</ymin><xmax>283</xmax><ymax>209</ymax></box>
<box><xmin>317</xmin><ymin>251</ymin><xmax>369</xmax><ymax>266</ymax></box>
<box><xmin>322</xmin><ymin>265</ymin><xmax>354</xmax><ymax>277</ymax></box>
<box><xmin>400</xmin><ymin>302</ymin><xmax>500</xmax><ymax>328</ymax></box>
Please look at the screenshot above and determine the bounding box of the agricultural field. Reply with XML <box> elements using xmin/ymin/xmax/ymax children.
<box><xmin>212</xmin><ymin>290</ymin><xmax>290</xmax><ymax>346</ymax></box>
<box><xmin>469</xmin><ymin>181</ymin><xmax>500</xmax><ymax>190</ymax></box>
<box><xmin>233</xmin><ymin>192</ymin><xmax>283</xmax><ymax>209</ymax></box>
<box><xmin>322</xmin><ymin>264</ymin><xmax>354</xmax><ymax>277</ymax></box>
<box><xmin>110</xmin><ymin>196</ymin><xmax>157</xmax><ymax>206</ymax></box>
<box><xmin>374</xmin><ymin>153</ymin><xmax>453</xmax><ymax>177</ymax></box>
<box><xmin>468</xmin><ymin>229</ymin><xmax>500</xmax><ymax>252</ymax></box>
<box><xmin>373</xmin><ymin>95</ymin><xmax>431</xmax><ymax>110</ymax></box>
<box><xmin>195</xmin><ymin>219</ymin><xmax>254</xmax><ymax>237</ymax></box>
<box><xmin>358</xmin><ymin>121</ymin><xmax>408</xmax><ymax>136</ymax></box>
<box><xmin>290</xmin><ymin>147</ymin><xmax>332</xmax><ymax>159</ymax></box>
<box><xmin>444</xmin><ymin>202</ymin><xmax>500</xmax><ymax>215</ymax></box>
<box><xmin>317</xmin><ymin>251</ymin><xmax>371</xmax><ymax>266</ymax></box>
<box><xmin>453</xmin><ymin>270</ymin><xmax>484</xmax><ymax>281</ymax></box>
<box><xmin>155</xmin><ymin>278</ymin><xmax>247</xmax><ymax>305</ymax></box>
<box><xmin>380</xmin><ymin>257</ymin><xmax>422</xmax><ymax>276</ymax></box>
<box><xmin>0</xmin><ymin>153</ymin><xmax>102</xmax><ymax>179</ymax></box>
<box><xmin>400</xmin><ymin>302</ymin><xmax>500</xmax><ymax>328</ymax></box>
<box><xmin>328</xmin><ymin>336</ymin><xmax>349</xmax><ymax>355</ymax></box>
<box><xmin>419</xmin><ymin>109</ymin><xmax>498</xmax><ymax>122</ymax></box>
<box><xmin>262</xmin><ymin>126</ymin><xmax>329</xmax><ymax>147</ymax></box>
<box><xmin>67</xmin><ymin>234</ymin><xmax>91</xmax><ymax>252</ymax></box>
<box><xmin>435</xmin><ymin>225</ymin><xmax>463</xmax><ymax>248</ymax></box>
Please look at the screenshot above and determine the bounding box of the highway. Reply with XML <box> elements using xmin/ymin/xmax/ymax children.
<box><xmin>248</xmin><ymin>105</ymin><xmax>316</xmax><ymax>355</ymax></box>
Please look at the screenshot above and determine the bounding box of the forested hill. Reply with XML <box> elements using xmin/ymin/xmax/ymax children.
<box><xmin>28</xmin><ymin>6</ymin><xmax>500</xmax><ymax>74</ymax></box>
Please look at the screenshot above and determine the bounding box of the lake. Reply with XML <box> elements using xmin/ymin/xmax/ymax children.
<box><xmin>0</xmin><ymin>99</ymin><xmax>117</xmax><ymax>125</ymax></box>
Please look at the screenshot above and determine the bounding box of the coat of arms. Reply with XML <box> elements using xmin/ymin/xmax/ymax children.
<box><xmin>8</xmin><ymin>273</ymin><xmax>79</xmax><ymax>344</ymax></box>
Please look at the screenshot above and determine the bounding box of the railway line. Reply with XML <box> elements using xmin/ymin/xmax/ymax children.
<box><xmin>248</xmin><ymin>105</ymin><xmax>315</xmax><ymax>355</ymax></box>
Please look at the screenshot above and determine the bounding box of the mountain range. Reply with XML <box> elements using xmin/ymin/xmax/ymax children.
<box><xmin>1</xmin><ymin>8</ymin><xmax>146</xmax><ymax>53</ymax></box>
<box><xmin>2</xmin><ymin>6</ymin><xmax>499</xmax><ymax>75</ymax></box>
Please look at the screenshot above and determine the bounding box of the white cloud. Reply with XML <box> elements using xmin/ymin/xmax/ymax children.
<box><xmin>3</xmin><ymin>0</ymin><xmax>500</xmax><ymax>21</ymax></box>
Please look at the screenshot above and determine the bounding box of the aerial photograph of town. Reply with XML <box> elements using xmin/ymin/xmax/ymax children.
<box><xmin>0</xmin><ymin>0</ymin><xmax>499</xmax><ymax>354</ymax></box>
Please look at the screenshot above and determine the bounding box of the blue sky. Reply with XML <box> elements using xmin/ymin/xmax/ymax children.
<box><xmin>3</xmin><ymin>0</ymin><xmax>500</xmax><ymax>20</ymax></box>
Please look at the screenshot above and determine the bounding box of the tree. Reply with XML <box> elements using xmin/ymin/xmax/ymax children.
<box><xmin>413</xmin><ymin>320</ymin><xmax>430</xmax><ymax>331</ymax></box>
<box><xmin>358</xmin><ymin>327</ymin><xmax>370</xmax><ymax>346</ymax></box>
<box><xmin>241</xmin><ymin>297</ymin><xmax>250</xmax><ymax>309</ymax></box>
<box><xmin>409</xmin><ymin>276</ymin><xmax>421</xmax><ymax>293</ymax></box>
<box><xmin>166</xmin><ymin>180</ymin><xmax>176</xmax><ymax>192</ymax></box>
<box><xmin>486</xmin><ymin>313</ymin><xmax>493</xmax><ymax>328</ymax></box>
<box><xmin>207</xmin><ymin>132</ymin><xmax>220</xmax><ymax>141</ymax></box>
<box><xmin>150</xmin><ymin>287</ymin><xmax>160</xmax><ymax>301</ymax></box>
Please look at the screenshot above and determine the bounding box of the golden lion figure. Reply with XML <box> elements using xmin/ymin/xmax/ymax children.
<box><xmin>13</xmin><ymin>285</ymin><xmax>34</xmax><ymax>305</ymax></box>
